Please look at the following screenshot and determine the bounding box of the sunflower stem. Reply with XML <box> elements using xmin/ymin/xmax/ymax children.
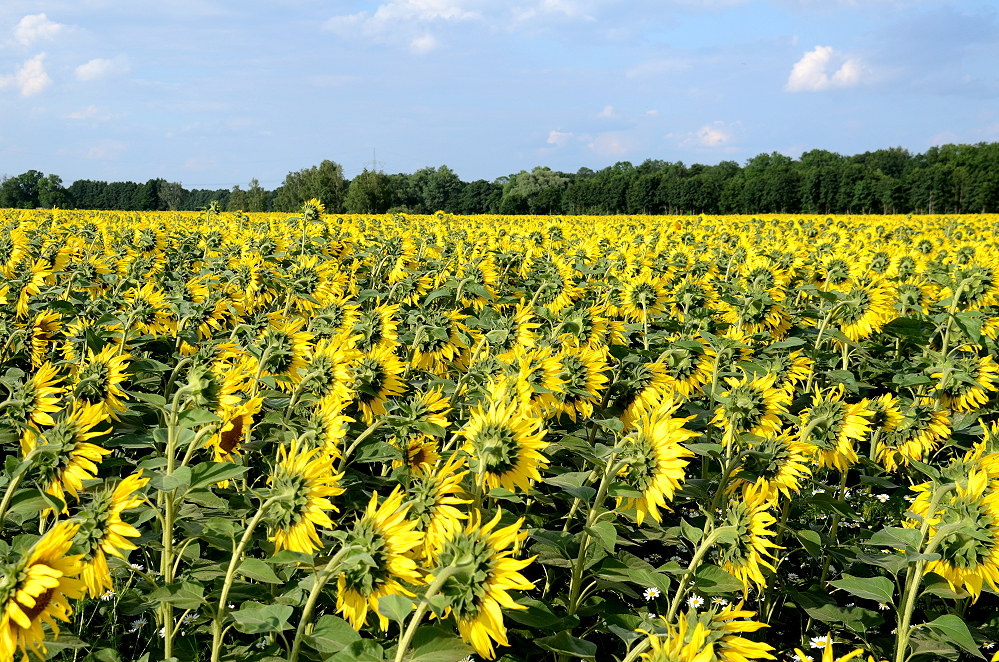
<box><xmin>339</xmin><ymin>419</ymin><xmax>385</xmax><ymax>469</ymax></box>
<box><xmin>179</xmin><ymin>423</ymin><xmax>219</xmax><ymax>468</ymax></box>
<box><xmin>940</xmin><ymin>279</ymin><xmax>968</xmax><ymax>357</ymax></box>
<box><xmin>664</xmin><ymin>526</ymin><xmax>732</xmax><ymax>623</ymax></box>
<box><xmin>818</xmin><ymin>469</ymin><xmax>850</xmax><ymax>587</ymax></box>
<box><xmin>392</xmin><ymin>564</ymin><xmax>464</xmax><ymax>662</ymax></box>
<box><xmin>210</xmin><ymin>496</ymin><xmax>280</xmax><ymax>662</ymax></box>
<box><xmin>286</xmin><ymin>544</ymin><xmax>360</xmax><ymax>662</ymax></box>
<box><xmin>566</xmin><ymin>455</ymin><xmax>627</xmax><ymax>617</ymax></box>
<box><xmin>893</xmin><ymin>482</ymin><xmax>956</xmax><ymax>662</ymax></box>
<box><xmin>0</xmin><ymin>448</ymin><xmax>40</xmax><ymax>533</ymax></box>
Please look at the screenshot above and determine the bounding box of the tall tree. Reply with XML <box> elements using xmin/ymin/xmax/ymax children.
<box><xmin>272</xmin><ymin>160</ymin><xmax>347</xmax><ymax>213</ymax></box>
<box><xmin>344</xmin><ymin>169</ymin><xmax>393</xmax><ymax>213</ymax></box>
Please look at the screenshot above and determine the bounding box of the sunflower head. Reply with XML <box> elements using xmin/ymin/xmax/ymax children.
<box><xmin>267</xmin><ymin>439</ymin><xmax>344</xmax><ymax>554</ymax></box>
<box><xmin>431</xmin><ymin>510</ymin><xmax>534</xmax><ymax>660</ymax></box>
<box><xmin>301</xmin><ymin>198</ymin><xmax>326</xmax><ymax>222</ymax></box>
<box><xmin>0</xmin><ymin>521</ymin><xmax>85</xmax><ymax>661</ymax></box>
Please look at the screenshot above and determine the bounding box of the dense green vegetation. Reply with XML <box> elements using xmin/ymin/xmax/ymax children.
<box><xmin>3</xmin><ymin>142</ymin><xmax>998</xmax><ymax>214</ymax></box>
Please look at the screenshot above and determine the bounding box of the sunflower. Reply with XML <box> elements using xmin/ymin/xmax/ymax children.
<box><xmin>941</xmin><ymin>261</ymin><xmax>999</xmax><ymax>311</ymax></box>
<box><xmin>0</xmin><ymin>521</ymin><xmax>86</xmax><ymax>661</ymax></box>
<box><xmin>614</xmin><ymin>361</ymin><xmax>672</xmax><ymax>428</ymax></box>
<box><xmin>394</xmin><ymin>387</ymin><xmax>451</xmax><ymax>436</ymax></box>
<box><xmin>74</xmin><ymin>471</ymin><xmax>150</xmax><ymax>597</ymax></box>
<box><xmin>834</xmin><ymin>279</ymin><xmax>894</xmax><ymax>342</ymax></box>
<box><xmin>410</xmin><ymin>308</ymin><xmax>468</xmax><ymax>376</ymax></box>
<box><xmin>267</xmin><ymin>439</ymin><xmax>345</xmax><ymax>554</ymax></box>
<box><xmin>354</xmin><ymin>303</ymin><xmax>400</xmax><ymax>353</ymax></box>
<box><xmin>21</xmin><ymin>402</ymin><xmax>111</xmax><ymax>509</ymax></box>
<box><xmin>251</xmin><ymin>318</ymin><xmax>313</xmax><ymax>391</ymax></box>
<box><xmin>722</xmin><ymin>290</ymin><xmax>791</xmax><ymax>338</ymax></box>
<box><xmin>283</xmin><ymin>255</ymin><xmax>344</xmax><ymax>314</ymax></box>
<box><xmin>907</xmin><ymin>467</ymin><xmax>999</xmax><ymax>600</ymax></box>
<box><xmin>893</xmin><ymin>278</ymin><xmax>938</xmax><ymax>315</ymax></box>
<box><xmin>461</xmin><ymin>379</ymin><xmax>549</xmax><ymax>494</ymax></box>
<box><xmin>619</xmin><ymin>277</ymin><xmax>667</xmax><ymax>323</ymax></box>
<box><xmin>712</xmin><ymin>373</ymin><xmax>789</xmax><ymax>442</ymax></box>
<box><xmin>30</xmin><ymin>311</ymin><xmax>61</xmax><ymax>368</ymax></box>
<box><xmin>758</xmin><ymin>350</ymin><xmax>812</xmax><ymax>397</ymax></box>
<box><xmin>305</xmin><ymin>397</ymin><xmax>355</xmax><ymax>458</ymax></box>
<box><xmin>11</xmin><ymin>258</ymin><xmax>51</xmax><ymax>318</ymax></box>
<box><xmin>506</xmin><ymin>346</ymin><xmax>566</xmax><ymax>419</ymax></box>
<box><xmin>205</xmin><ymin>396</ymin><xmax>264</xmax><ymax>464</ymax></box>
<box><xmin>551</xmin><ymin>345</ymin><xmax>609</xmax><ymax>422</ymax></box>
<box><xmin>336</xmin><ymin>487</ymin><xmax>424</xmax><ymax>630</ymax></box>
<box><xmin>122</xmin><ymin>281</ymin><xmax>175</xmax><ymax>337</ymax></box>
<box><xmin>730</xmin><ymin>432</ymin><xmax>814</xmax><ymax>503</ymax></box>
<box><xmin>660</xmin><ymin>339</ymin><xmax>715</xmax><ymax>401</ymax></box>
<box><xmin>72</xmin><ymin>345</ymin><xmax>131</xmax><ymax>421</ymax></box>
<box><xmin>717</xmin><ymin>480</ymin><xmax>780</xmax><ymax>593</ymax></box>
<box><xmin>490</xmin><ymin>304</ymin><xmax>541</xmax><ymax>362</ymax></box>
<box><xmin>309</xmin><ymin>295</ymin><xmax>362</xmax><ymax>343</ymax></box>
<box><xmin>931</xmin><ymin>351</ymin><xmax>999</xmax><ymax>412</ymax></box>
<box><xmin>404</xmin><ymin>454</ymin><xmax>471</xmax><ymax>560</ymax></box>
<box><xmin>875</xmin><ymin>398</ymin><xmax>950</xmax><ymax>472</ymax></box>
<box><xmin>616</xmin><ymin>400</ymin><xmax>697</xmax><ymax>525</ymax></box>
<box><xmin>15</xmin><ymin>362</ymin><xmax>64</xmax><ymax>429</ymax></box>
<box><xmin>864</xmin><ymin>393</ymin><xmax>904</xmax><ymax>433</ymax></box>
<box><xmin>391</xmin><ymin>434</ymin><xmax>441</xmax><ymax>470</ymax></box>
<box><xmin>800</xmin><ymin>386</ymin><xmax>873</xmax><ymax>472</ymax></box>
<box><xmin>559</xmin><ymin>304</ymin><xmax>626</xmax><ymax>350</ymax></box>
<box><xmin>430</xmin><ymin>510</ymin><xmax>535</xmax><ymax>660</ymax></box>
<box><xmin>638</xmin><ymin>602</ymin><xmax>775</xmax><ymax>662</ymax></box>
<box><xmin>305</xmin><ymin>338</ymin><xmax>360</xmax><ymax>406</ymax></box>
<box><xmin>350</xmin><ymin>345</ymin><xmax>406</xmax><ymax>424</ymax></box>
<box><xmin>455</xmin><ymin>255</ymin><xmax>499</xmax><ymax>310</ymax></box>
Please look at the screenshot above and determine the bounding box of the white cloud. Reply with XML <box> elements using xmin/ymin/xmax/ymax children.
<box><xmin>410</xmin><ymin>34</ymin><xmax>439</xmax><ymax>53</ymax></box>
<box><xmin>596</xmin><ymin>105</ymin><xmax>616</xmax><ymax>118</ymax></box>
<box><xmin>76</xmin><ymin>55</ymin><xmax>131</xmax><ymax>81</ymax></box>
<box><xmin>0</xmin><ymin>53</ymin><xmax>52</xmax><ymax>96</ymax></box>
<box><xmin>587</xmin><ymin>132</ymin><xmax>630</xmax><ymax>155</ymax></box>
<box><xmin>667</xmin><ymin>120</ymin><xmax>741</xmax><ymax>149</ymax></box>
<box><xmin>785</xmin><ymin>45</ymin><xmax>866</xmax><ymax>92</ymax></box>
<box><xmin>646</xmin><ymin>109</ymin><xmax>658</xmax><ymax>116</ymax></box>
<box><xmin>14</xmin><ymin>14</ymin><xmax>66</xmax><ymax>46</ymax></box>
<box><xmin>547</xmin><ymin>130</ymin><xmax>573</xmax><ymax>147</ymax></box>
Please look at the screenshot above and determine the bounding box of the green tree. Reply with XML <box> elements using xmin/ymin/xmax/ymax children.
<box><xmin>272</xmin><ymin>160</ymin><xmax>347</xmax><ymax>213</ymax></box>
<box><xmin>0</xmin><ymin>170</ymin><xmax>44</xmax><ymax>209</ymax></box>
<box><xmin>158</xmin><ymin>181</ymin><xmax>189</xmax><ymax>211</ymax></box>
<box><xmin>227</xmin><ymin>184</ymin><xmax>249</xmax><ymax>212</ymax></box>
<box><xmin>344</xmin><ymin>169</ymin><xmax>393</xmax><ymax>213</ymax></box>
<box><xmin>38</xmin><ymin>174</ymin><xmax>71</xmax><ymax>209</ymax></box>
<box><xmin>246</xmin><ymin>179</ymin><xmax>268</xmax><ymax>212</ymax></box>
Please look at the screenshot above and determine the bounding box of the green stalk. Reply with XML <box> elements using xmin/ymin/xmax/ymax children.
<box><xmin>0</xmin><ymin>448</ymin><xmax>41</xmax><ymax>533</ymax></box>
<box><xmin>566</xmin><ymin>455</ymin><xmax>627</xmax><ymax>616</ymax></box>
<box><xmin>338</xmin><ymin>419</ymin><xmax>385</xmax><ymax>470</ymax></box>
<box><xmin>392</xmin><ymin>565</ymin><xmax>464</xmax><ymax>662</ymax></box>
<box><xmin>893</xmin><ymin>483</ymin><xmax>955</xmax><ymax>662</ymax></box>
<box><xmin>210</xmin><ymin>496</ymin><xmax>279</xmax><ymax>662</ymax></box>
<box><xmin>940</xmin><ymin>279</ymin><xmax>967</xmax><ymax>357</ymax></box>
<box><xmin>287</xmin><ymin>544</ymin><xmax>358</xmax><ymax>662</ymax></box>
<box><xmin>664</xmin><ymin>526</ymin><xmax>732</xmax><ymax>623</ymax></box>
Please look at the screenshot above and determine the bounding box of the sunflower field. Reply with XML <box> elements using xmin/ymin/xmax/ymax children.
<box><xmin>3</xmin><ymin>204</ymin><xmax>999</xmax><ymax>662</ymax></box>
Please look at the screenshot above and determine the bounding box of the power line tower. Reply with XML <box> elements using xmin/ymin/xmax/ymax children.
<box><xmin>366</xmin><ymin>149</ymin><xmax>385</xmax><ymax>174</ymax></box>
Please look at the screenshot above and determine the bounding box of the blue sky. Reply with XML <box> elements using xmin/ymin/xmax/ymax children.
<box><xmin>1</xmin><ymin>0</ymin><xmax>997</xmax><ymax>189</ymax></box>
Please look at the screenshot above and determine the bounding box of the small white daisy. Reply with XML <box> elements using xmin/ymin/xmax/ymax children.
<box><xmin>643</xmin><ymin>587</ymin><xmax>661</xmax><ymax>601</ymax></box>
<box><xmin>130</xmin><ymin>563</ymin><xmax>144</xmax><ymax>571</ymax></box>
<box><xmin>100</xmin><ymin>589</ymin><xmax>115</xmax><ymax>601</ymax></box>
<box><xmin>710</xmin><ymin>597</ymin><xmax>729</xmax><ymax>606</ymax></box>
<box><xmin>687</xmin><ymin>594</ymin><xmax>704</xmax><ymax>609</ymax></box>
<box><xmin>878</xmin><ymin>603</ymin><xmax>890</xmax><ymax>611</ymax></box>
<box><xmin>875</xmin><ymin>494</ymin><xmax>890</xmax><ymax>503</ymax></box>
<box><xmin>810</xmin><ymin>634</ymin><xmax>831</xmax><ymax>649</ymax></box>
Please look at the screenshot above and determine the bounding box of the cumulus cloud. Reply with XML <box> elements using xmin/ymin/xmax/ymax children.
<box><xmin>76</xmin><ymin>55</ymin><xmax>131</xmax><ymax>81</ymax></box>
<box><xmin>596</xmin><ymin>105</ymin><xmax>616</xmax><ymax>118</ymax></box>
<box><xmin>785</xmin><ymin>45</ymin><xmax>865</xmax><ymax>92</ymax></box>
<box><xmin>410</xmin><ymin>34</ymin><xmax>439</xmax><ymax>53</ymax></box>
<box><xmin>0</xmin><ymin>53</ymin><xmax>52</xmax><ymax>96</ymax></box>
<box><xmin>667</xmin><ymin>120</ymin><xmax>741</xmax><ymax>149</ymax></box>
<box><xmin>14</xmin><ymin>14</ymin><xmax>66</xmax><ymax>46</ymax></box>
<box><xmin>547</xmin><ymin>130</ymin><xmax>573</xmax><ymax>147</ymax></box>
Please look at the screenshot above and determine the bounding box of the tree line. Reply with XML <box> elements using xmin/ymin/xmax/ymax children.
<box><xmin>3</xmin><ymin>142</ymin><xmax>998</xmax><ymax>215</ymax></box>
